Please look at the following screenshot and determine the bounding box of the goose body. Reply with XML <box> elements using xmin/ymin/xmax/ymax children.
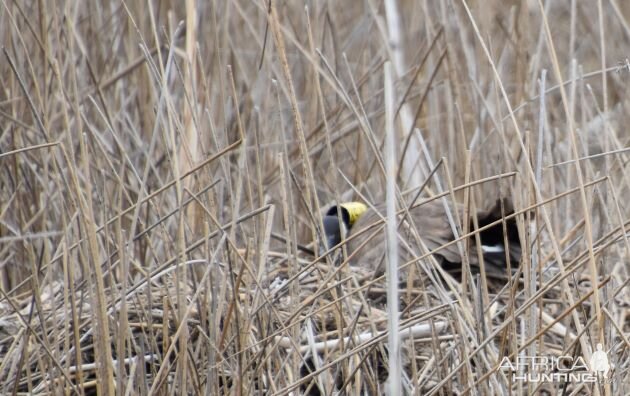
<box><xmin>324</xmin><ymin>200</ymin><xmax>521</xmax><ymax>278</ymax></box>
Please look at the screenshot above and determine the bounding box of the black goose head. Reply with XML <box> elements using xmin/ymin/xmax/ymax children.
<box><xmin>322</xmin><ymin>202</ymin><xmax>368</xmax><ymax>249</ymax></box>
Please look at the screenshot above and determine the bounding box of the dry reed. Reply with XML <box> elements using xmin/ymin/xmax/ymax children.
<box><xmin>0</xmin><ymin>1</ymin><xmax>629</xmax><ymax>395</ymax></box>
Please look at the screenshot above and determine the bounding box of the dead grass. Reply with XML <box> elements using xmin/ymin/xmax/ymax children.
<box><xmin>0</xmin><ymin>0</ymin><xmax>629</xmax><ymax>394</ymax></box>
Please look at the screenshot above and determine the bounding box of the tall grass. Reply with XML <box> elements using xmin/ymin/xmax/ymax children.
<box><xmin>0</xmin><ymin>1</ymin><xmax>629</xmax><ymax>394</ymax></box>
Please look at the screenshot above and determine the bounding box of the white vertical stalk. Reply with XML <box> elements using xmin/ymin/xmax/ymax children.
<box><xmin>384</xmin><ymin>0</ymin><xmax>422</xmax><ymax>189</ymax></box>
<box><xmin>384</xmin><ymin>61</ymin><xmax>401</xmax><ymax>395</ymax></box>
<box><xmin>529</xmin><ymin>68</ymin><xmax>546</xmax><ymax>375</ymax></box>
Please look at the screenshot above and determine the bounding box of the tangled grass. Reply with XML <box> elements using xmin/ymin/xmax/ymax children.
<box><xmin>0</xmin><ymin>1</ymin><xmax>629</xmax><ymax>394</ymax></box>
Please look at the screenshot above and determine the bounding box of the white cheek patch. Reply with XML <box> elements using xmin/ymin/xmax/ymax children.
<box><xmin>343</xmin><ymin>202</ymin><xmax>368</xmax><ymax>225</ymax></box>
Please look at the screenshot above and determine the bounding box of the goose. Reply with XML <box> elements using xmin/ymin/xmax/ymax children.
<box><xmin>322</xmin><ymin>199</ymin><xmax>521</xmax><ymax>279</ymax></box>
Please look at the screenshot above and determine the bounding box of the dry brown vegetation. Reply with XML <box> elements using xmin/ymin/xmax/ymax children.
<box><xmin>1</xmin><ymin>0</ymin><xmax>629</xmax><ymax>395</ymax></box>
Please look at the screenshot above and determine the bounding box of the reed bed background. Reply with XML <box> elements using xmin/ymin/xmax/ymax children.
<box><xmin>0</xmin><ymin>0</ymin><xmax>629</xmax><ymax>394</ymax></box>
